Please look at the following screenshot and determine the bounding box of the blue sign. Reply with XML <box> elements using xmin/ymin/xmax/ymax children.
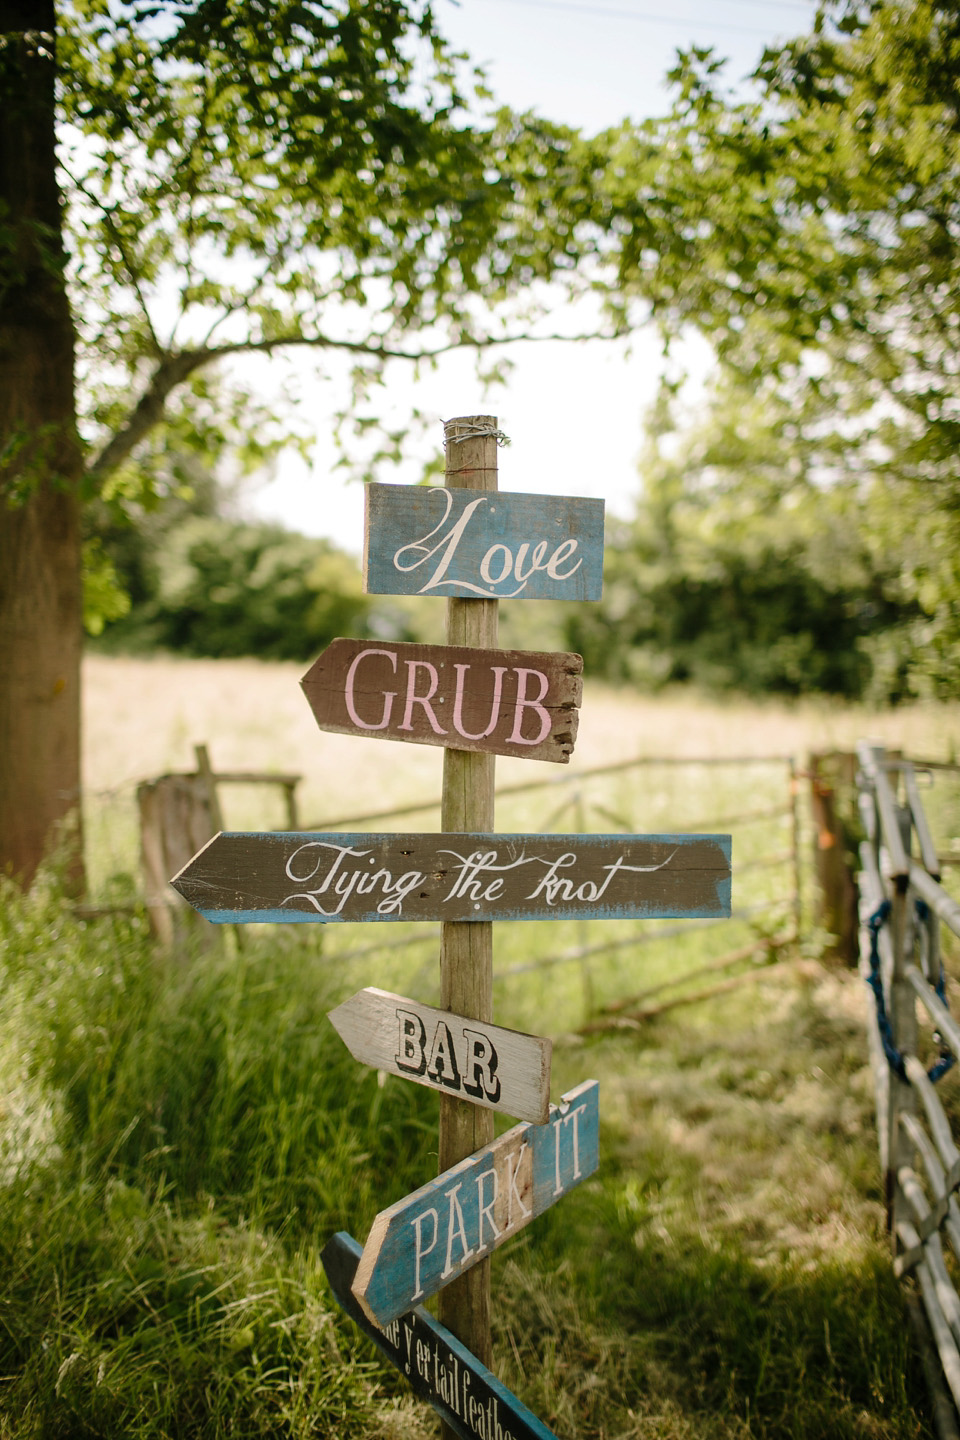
<box><xmin>351</xmin><ymin>1080</ymin><xmax>599</xmax><ymax>1327</ymax></box>
<box><xmin>363</xmin><ymin>483</ymin><xmax>605</xmax><ymax>601</ymax></box>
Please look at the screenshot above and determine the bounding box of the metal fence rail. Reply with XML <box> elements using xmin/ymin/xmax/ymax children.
<box><xmin>857</xmin><ymin>742</ymin><xmax>960</xmax><ymax>1420</ymax></box>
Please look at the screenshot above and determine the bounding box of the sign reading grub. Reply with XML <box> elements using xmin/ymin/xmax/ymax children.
<box><xmin>351</xmin><ymin>1080</ymin><xmax>599</xmax><ymax>1327</ymax></box>
<box><xmin>322</xmin><ymin>1232</ymin><xmax>560</xmax><ymax>1440</ymax></box>
<box><xmin>363</xmin><ymin>483</ymin><xmax>605</xmax><ymax>602</ymax></box>
<box><xmin>171</xmin><ymin>831</ymin><xmax>732</xmax><ymax>924</ymax></box>
<box><xmin>329</xmin><ymin>988</ymin><xmax>552</xmax><ymax>1123</ymax></box>
<box><xmin>301</xmin><ymin>640</ymin><xmax>582</xmax><ymax>763</ymax></box>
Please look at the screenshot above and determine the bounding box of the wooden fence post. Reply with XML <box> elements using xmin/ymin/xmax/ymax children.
<box><xmin>437</xmin><ymin>415</ymin><xmax>499</xmax><ymax>1382</ymax></box>
<box><xmin>809</xmin><ymin>750</ymin><xmax>858</xmax><ymax>962</ymax></box>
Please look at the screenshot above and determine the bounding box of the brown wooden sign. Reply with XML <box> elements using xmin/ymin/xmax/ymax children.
<box><xmin>170</xmin><ymin>831</ymin><xmax>732</xmax><ymax>924</ymax></box>
<box><xmin>301</xmin><ymin>640</ymin><xmax>582</xmax><ymax>764</ymax></box>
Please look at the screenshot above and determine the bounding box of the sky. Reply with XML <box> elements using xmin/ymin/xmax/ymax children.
<box><xmin>246</xmin><ymin>0</ymin><xmax>819</xmax><ymax>554</ymax></box>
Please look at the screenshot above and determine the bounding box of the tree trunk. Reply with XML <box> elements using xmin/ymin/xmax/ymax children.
<box><xmin>0</xmin><ymin>3</ymin><xmax>84</xmax><ymax>891</ymax></box>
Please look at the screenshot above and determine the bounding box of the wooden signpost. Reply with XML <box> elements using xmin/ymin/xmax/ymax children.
<box><xmin>171</xmin><ymin>830</ymin><xmax>732</xmax><ymax>925</ymax></box>
<box><xmin>301</xmin><ymin>639</ymin><xmax>583</xmax><ymax>763</ymax></box>
<box><xmin>322</xmin><ymin>1231</ymin><xmax>560</xmax><ymax>1440</ymax></box>
<box><xmin>363</xmin><ymin>481</ymin><xmax>605</xmax><ymax>602</ymax></box>
<box><xmin>170</xmin><ymin>414</ymin><xmax>732</xmax><ymax>1439</ymax></box>
<box><xmin>352</xmin><ymin>1080</ymin><xmax>599</xmax><ymax>1327</ymax></box>
<box><xmin>329</xmin><ymin>988</ymin><xmax>552</xmax><ymax>1123</ymax></box>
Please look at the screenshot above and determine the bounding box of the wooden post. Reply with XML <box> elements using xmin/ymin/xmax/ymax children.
<box><xmin>194</xmin><ymin>743</ymin><xmax>225</xmax><ymax>833</ymax></box>
<box><xmin>809</xmin><ymin>750</ymin><xmax>858</xmax><ymax>962</ymax></box>
<box><xmin>438</xmin><ymin>415</ymin><xmax>499</xmax><ymax>1384</ymax></box>
<box><xmin>788</xmin><ymin>758</ymin><xmax>802</xmax><ymax>944</ymax></box>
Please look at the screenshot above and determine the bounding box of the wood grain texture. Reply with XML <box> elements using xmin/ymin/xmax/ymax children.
<box><xmin>351</xmin><ymin>1080</ymin><xmax>599</xmax><ymax>1327</ymax></box>
<box><xmin>321</xmin><ymin>1232</ymin><xmax>559</xmax><ymax>1440</ymax></box>
<box><xmin>300</xmin><ymin>639</ymin><xmax>582</xmax><ymax>763</ymax></box>
<box><xmin>170</xmin><ymin>831</ymin><xmax>733</xmax><ymax>923</ymax></box>
<box><xmin>328</xmin><ymin>988</ymin><xmax>552</xmax><ymax>1123</ymax></box>
<box><xmin>362</xmin><ymin>482</ymin><xmax>605</xmax><ymax>601</ymax></box>
<box><xmin>437</xmin><ymin>415</ymin><xmax>499</xmax><ymax>1379</ymax></box>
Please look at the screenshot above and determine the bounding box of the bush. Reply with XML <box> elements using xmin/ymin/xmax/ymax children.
<box><xmin>99</xmin><ymin>517</ymin><xmax>372</xmax><ymax>660</ymax></box>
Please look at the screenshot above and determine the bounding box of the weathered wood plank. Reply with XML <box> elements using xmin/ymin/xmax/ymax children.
<box><xmin>351</xmin><ymin>1080</ymin><xmax>599</xmax><ymax>1327</ymax></box>
<box><xmin>170</xmin><ymin>831</ymin><xmax>733</xmax><ymax>924</ymax></box>
<box><xmin>437</xmin><ymin>415</ymin><xmax>500</xmax><ymax>1383</ymax></box>
<box><xmin>301</xmin><ymin>639</ymin><xmax>582</xmax><ymax>763</ymax></box>
<box><xmin>328</xmin><ymin>988</ymin><xmax>552</xmax><ymax>1123</ymax></box>
<box><xmin>363</xmin><ymin>483</ymin><xmax>605</xmax><ymax>602</ymax></box>
<box><xmin>321</xmin><ymin>1231</ymin><xmax>559</xmax><ymax>1440</ymax></box>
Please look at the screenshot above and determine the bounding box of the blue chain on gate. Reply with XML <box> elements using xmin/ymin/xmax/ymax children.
<box><xmin>865</xmin><ymin>900</ymin><xmax>906</xmax><ymax>1079</ymax></box>
<box><xmin>865</xmin><ymin>898</ymin><xmax>955</xmax><ymax>1083</ymax></box>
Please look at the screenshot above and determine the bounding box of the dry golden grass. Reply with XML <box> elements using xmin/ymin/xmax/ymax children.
<box><xmin>80</xmin><ymin>652</ymin><xmax>960</xmax><ymax>907</ymax></box>
<box><xmin>82</xmin><ymin>653</ymin><xmax>960</xmax><ymax>818</ymax></box>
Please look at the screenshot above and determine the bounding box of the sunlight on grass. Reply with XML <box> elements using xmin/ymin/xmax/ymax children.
<box><xmin>3</xmin><ymin>663</ymin><xmax>954</xmax><ymax>1434</ymax></box>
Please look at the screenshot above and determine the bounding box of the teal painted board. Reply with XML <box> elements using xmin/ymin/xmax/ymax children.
<box><xmin>322</xmin><ymin>1231</ymin><xmax>559</xmax><ymax>1440</ymax></box>
<box><xmin>351</xmin><ymin>1079</ymin><xmax>599</xmax><ymax>1327</ymax></box>
<box><xmin>363</xmin><ymin>482</ymin><xmax>605</xmax><ymax>601</ymax></box>
<box><xmin>170</xmin><ymin>832</ymin><xmax>732</xmax><ymax>924</ymax></box>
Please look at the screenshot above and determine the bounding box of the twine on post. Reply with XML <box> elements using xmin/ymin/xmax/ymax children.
<box><xmin>442</xmin><ymin>418</ymin><xmax>510</xmax><ymax>447</ymax></box>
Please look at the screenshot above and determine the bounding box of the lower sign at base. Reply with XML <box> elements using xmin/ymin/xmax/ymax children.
<box><xmin>322</xmin><ymin>1231</ymin><xmax>559</xmax><ymax>1440</ymax></box>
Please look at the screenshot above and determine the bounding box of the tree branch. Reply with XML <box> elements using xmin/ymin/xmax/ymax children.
<box><xmin>84</xmin><ymin>323</ymin><xmax>627</xmax><ymax>487</ymax></box>
<box><xmin>60</xmin><ymin>161</ymin><xmax>164</xmax><ymax>357</ymax></box>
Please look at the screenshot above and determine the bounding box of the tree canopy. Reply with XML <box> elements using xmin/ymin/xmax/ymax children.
<box><xmin>60</xmin><ymin>0</ymin><xmax>610</xmax><ymax>513</ymax></box>
<box><xmin>584</xmin><ymin>0</ymin><xmax>960</xmax><ymax>696</ymax></box>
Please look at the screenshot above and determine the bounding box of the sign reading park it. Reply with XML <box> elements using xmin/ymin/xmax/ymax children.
<box><xmin>363</xmin><ymin>483</ymin><xmax>605</xmax><ymax>602</ymax></box>
<box><xmin>351</xmin><ymin>1080</ymin><xmax>599</xmax><ymax>1327</ymax></box>
<box><xmin>301</xmin><ymin>639</ymin><xmax>582</xmax><ymax>764</ymax></box>
<box><xmin>171</xmin><ymin>831</ymin><xmax>732</xmax><ymax>925</ymax></box>
<box><xmin>329</xmin><ymin>988</ymin><xmax>553</xmax><ymax>1124</ymax></box>
<box><xmin>322</xmin><ymin>1232</ymin><xmax>560</xmax><ymax>1440</ymax></box>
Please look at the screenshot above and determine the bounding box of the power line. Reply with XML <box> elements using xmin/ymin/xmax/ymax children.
<box><xmin>462</xmin><ymin>0</ymin><xmax>817</xmax><ymax>38</ymax></box>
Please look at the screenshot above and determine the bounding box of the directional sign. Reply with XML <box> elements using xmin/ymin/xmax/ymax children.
<box><xmin>301</xmin><ymin>639</ymin><xmax>582</xmax><ymax>764</ymax></box>
<box><xmin>171</xmin><ymin>832</ymin><xmax>732</xmax><ymax>924</ymax></box>
<box><xmin>351</xmin><ymin>1079</ymin><xmax>599</xmax><ymax>1327</ymax></box>
<box><xmin>322</xmin><ymin>1231</ymin><xmax>559</xmax><ymax>1440</ymax></box>
<box><xmin>363</xmin><ymin>483</ymin><xmax>605</xmax><ymax>602</ymax></box>
<box><xmin>329</xmin><ymin>988</ymin><xmax>552</xmax><ymax>1123</ymax></box>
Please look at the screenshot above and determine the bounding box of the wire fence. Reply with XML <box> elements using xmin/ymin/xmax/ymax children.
<box><xmin>82</xmin><ymin>747</ymin><xmax>805</xmax><ymax>1030</ymax></box>
<box><xmin>306</xmin><ymin>751</ymin><xmax>804</xmax><ymax>1030</ymax></box>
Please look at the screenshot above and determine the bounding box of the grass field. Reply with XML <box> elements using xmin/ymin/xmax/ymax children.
<box><xmin>2</xmin><ymin>657</ymin><xmax>958</xmax><ymax>1436</ymax></box>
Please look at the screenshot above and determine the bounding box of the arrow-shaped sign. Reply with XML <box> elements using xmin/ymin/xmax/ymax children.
<box><xmin>363</xmin><ymin>482</ymin><xmax>605</xmax><ymax>601</ymax></box>
<box><xmin>322</xmin><ymin>1231</ymin><xmax>559</xmax><ymax>1440</ymax></box>
<box><xmin>301</xmin><ymin>639</ymin><xmax>582</xmax><ymax>763</ymax></box>
<box><xmin>351</xmin><ymin>1079</ymin><xmax>598</xmax><ymax>1328</ymax></box>
<box><xmin>170</xmin><ymin>832</ymin><xmax>732</xmax><ymax>924</ymax></box>
<box><xmin>329</xmin><ymin>988</ymin><xmax>552</xmax><ymax>1123</ymax></box>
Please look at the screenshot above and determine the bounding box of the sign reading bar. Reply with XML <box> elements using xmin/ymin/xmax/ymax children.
<box><xmin>363</xmin><ymin>483</ymin><xmax>605</xmax><ymax>602</ymax></box>
<box><xmin>171</xmin><ymin>831</ymin><xmax>732</xmax><ymax>925</ymax></box>
<box><xmin>301</xmin><ymin>639</ymin><xmax>582</xmax><ymax>764</ymax></box>
<box><xmin>322</xmin><ymin>1232</ymin><xmax>559</xmax><ymax>1440</ymax></box>
<box><xmin>329</xmin><ymin>988</ymin><xmax>552</xmax><ymax>1124</ymax></box>
<box><xmin>352</xmin><ymin>1080</ymin><xmax>599</xmax><ymax>1327</ymax></box>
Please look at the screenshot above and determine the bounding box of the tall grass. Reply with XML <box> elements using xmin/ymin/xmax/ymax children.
<box><xmin>0</xmin><ymin>855</ymin><xmax>935</xmax><ymax>1437</ymax></box>
<box><xmin>5</xmin><ymin>665</ymin><xmax>957</xmax><ymax>1435</ymax></box>
<box><xmin>0</xmin><ymin>870</ymin><xmax>437</xmax><ymax>1437</ymax></box>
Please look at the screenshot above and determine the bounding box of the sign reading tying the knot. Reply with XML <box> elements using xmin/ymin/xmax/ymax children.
<box><xmin>171</xmin><ymin>831</ymin><xmax>732</xmax><ymax>924</ymax></box>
